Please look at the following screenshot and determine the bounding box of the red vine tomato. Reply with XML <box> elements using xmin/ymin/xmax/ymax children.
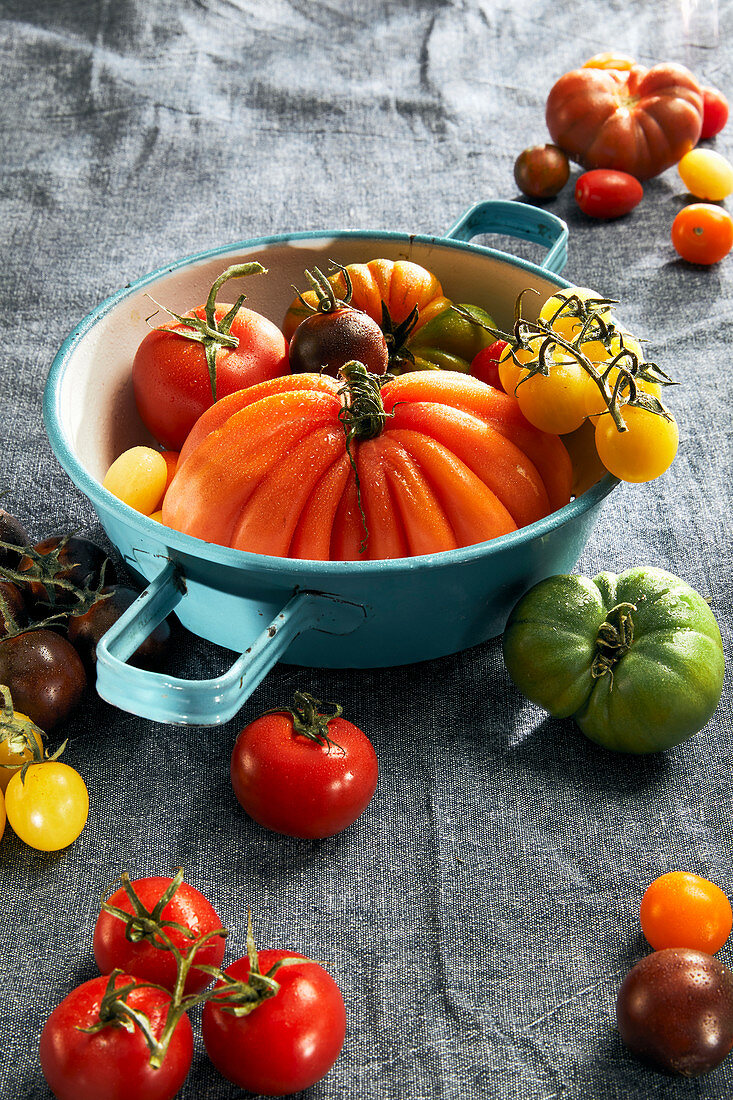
<box><xmin>640</xmin><ymin>872</ymin><xmax>733</xmax><ymax>954</ymax></box>
<box><xmin>93</xmin><ymin>873</ymin><xmax>227</xmax><ymax>995</ymax></box>
<box><xmin>230</xmin><ymin>692</ymin><xmax>378</xmax><ymax>838</ymax></box>
<box><xmin>671</xmin><ymin>203</ymin><xmax>733</xmax><ymax>265</ymax></box>
<box><xmin>202</xmin><ymin>950</ymin><xmax>346</xmax><ymax>1096</ymax></box>
<box><xmin>470</xmin><ymin>340</ymin><xmax>507</xmax><ymax>390</ymax></box>
<box><xmin>5</xmin><ymin>760</ymin><xmax>88</xmax><ymax>850</ymax></box>
<box><xmin>701</xmin><ymin>87</ymin><xmax>729</xmax><ymax>139</ymax></box>
<box><xmin>40</xmin><ymin>973</ymin><xmax>193</xmax><ymax>1100</ymax></box>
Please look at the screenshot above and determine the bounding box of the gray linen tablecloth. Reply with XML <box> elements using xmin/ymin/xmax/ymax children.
<box><xmin>1</xmin><ymin>1</ymin><xmax>732</xmax><ymax>1097</ymax></box>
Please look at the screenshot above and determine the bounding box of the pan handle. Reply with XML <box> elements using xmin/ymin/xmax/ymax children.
<box><xmin>444</xmin><ymin>199</ymin><xmax>568</xmax><ymax>274</ymax></box>
<box><xmin>94</xmin><ymin>561</ymin><xmax>366</xmax><ymax>726</ymax></box>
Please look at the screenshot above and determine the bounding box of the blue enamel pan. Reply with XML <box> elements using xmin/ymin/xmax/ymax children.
<box><xmin>43</xmin><ymin>200</ymin><xmax>617</xmax><ymax>725</ymax></box>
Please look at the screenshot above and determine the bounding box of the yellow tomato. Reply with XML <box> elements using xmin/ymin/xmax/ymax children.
<box><xmin>582</xmin><ymin>52</ymin><xmax>635</xmax><ymax>71</ymax></box>
<box><xmin>5</xmin><ymin>761</ymin><xmax>89</xmax><ymax>851</ymax></box>
<box><xmin>497</xmin><ymin>337</ymin><xmax>542</xmax><ymax>395</ymax></box>
<box><xmin>103</xmin><ymin>446</ymin><xmax>168</xmax><ymax>515</ymax></box>
<box><xmin>539</xmin><ymin>286</ymin><xmax>614</xmax><ymax>343</ymax></box>
<box><xmin>0</xmin><ymin>788</ymin><xmax>5</xmax><ymax>842</ymax></box>
<box><xmin>678</xmin><ymin>149</ymin><xmax>733</xmax><ymax>202</ymax></box>
<box><xmin>0</xmin><ymin>712</ymin><xmax>44</xmax><ymax>793</ymax></box>
<box><xmin>594</xmin><ymin>404</ymin><xmax>679</xmax><ymax>482</ymax></box>
<box><xmin>514</xmin><ymin>352</ymin><xmax>592</xmax><ymax>435</ymax></box>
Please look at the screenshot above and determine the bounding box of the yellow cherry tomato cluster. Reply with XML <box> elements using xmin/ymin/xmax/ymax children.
<box><xmin>102</xmin><ymin>445</ymin><xmax>178</xmax><ymax>521</ymax></box>
<box><xmin>0</xmin><ymin>688</ymin><xmax>88</xmax><ymax>852</ymax></box>
<box><xmin>498</xmin><ymin>287</ymin><xmax>679</xmax><ymax>484</ymax></box>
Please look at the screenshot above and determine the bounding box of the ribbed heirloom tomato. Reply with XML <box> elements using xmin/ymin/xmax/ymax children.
<box><xmin>161</xmin><ymin>367</ymin><xmax>572</xmax><ymax>560</ymax></box>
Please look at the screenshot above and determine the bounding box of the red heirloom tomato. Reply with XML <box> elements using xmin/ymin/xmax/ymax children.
<box><xmin>546</xmin><ymin>63</ymin><xmax>704</xmax><ymax>179</ymax></box>
<box><xmin>163</xmin><ymin>367</ymin><xmax>572</xmax><ymax>560</ymax></box>
<box><xmin>701</xmin><ymin>87</ymin><xmax>729</xmax><ymax>139</ymax></box>
<box><xmin>231</xmin><ymin>691</ymin><xmax>378</xmax><ymax>838</ymax></box>
<box><xmin>671</xmin><ymin>203</ymin><xmax>733</xmax><ymax>264</ymax></box>
<box><xmin>93</xmin><ymin>872</ymin><xmax>226</xmax><ymax>995</ymax></box>
<box><xmin>133</xmin><ymin>264</ymin><xmax>289</xmax><ymax>450</ymax></box>
<box><xmin>40</xmin><ymin>973</ymin><xmax>193</xmax><ymax>1100</ymax></box>
<box><xmin>202</xmin><ymin>950</ymin><xmax>346</xmax><ymax>1096</ymax></box>
<box><xmin>575</xmin><ymin>169</ymin><xmax>643</xmax><ymax>218</ymax></box>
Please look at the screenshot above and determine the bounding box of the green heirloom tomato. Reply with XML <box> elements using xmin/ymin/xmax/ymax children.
<box><xmin>406</xmin><ymin>303</ymin><xmax>496</xmax><ymax>372</ymax></box>
<box><xmin>502</xmin><ymin>567</ymin><xmax>724</xmax><ymax>753</ymax></box>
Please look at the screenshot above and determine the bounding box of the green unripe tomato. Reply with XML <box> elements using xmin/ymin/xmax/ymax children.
<box><xmin>406</xmin><ymin>303</ymin><xmax>496</xmax><ymax>372</ymax></box>
<box><xmin>502</xmin><ymin>567</ymin><xmax>724</xmax><ymax>753</ymax></box>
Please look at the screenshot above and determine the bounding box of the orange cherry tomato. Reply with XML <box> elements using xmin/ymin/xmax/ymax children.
<box><xmin>582</xmin><ymin>52</ymin><xmax>635</xmax><ymax>71</ymax></box>
<box><xmin>640</xmin><ymin>871</ymin><xmax>733</xmax><ymax>954</ymax></box>
<box><xmin>671</xmin><ymin>203</ymin><xmax>733</xmax><ymax>265</ymax></box>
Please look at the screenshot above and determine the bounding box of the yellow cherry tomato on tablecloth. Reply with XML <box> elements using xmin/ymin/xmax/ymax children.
<box><xmin>678</xmin><ymin>149</ymin><xmax>733</xmax><ymax>201</ymax></box>
<box><xmin>5</xmin><ymin>761</ymin><xmax>88</xmax><ymax>850</ymax></box>
<box><xmin>0</xmin><ymin>713</ymin><xmax>44</xmax><ymax>793</ymax></box>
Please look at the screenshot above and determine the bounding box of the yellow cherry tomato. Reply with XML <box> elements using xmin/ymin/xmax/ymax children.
<box><xmin>581</xmin><ymin>329</ymin><xmax>653</xmax><ymax>418</ymax></box>
<box><xmin>514</xmin><ymin>352</ymin><xmax>591</xmax><ymax>435</ymax></box>
<box><xmin>5</xmin><ymin>761</ymin><xmax>89</xmax><ymax>851</ymax></box>
<box><xmin>0</xmin><ymin>712</ymin><xmax>44</xmax><ymax>793</ymax></box>
<box><xmin>103</xmin><ymin>446</ymin><xmax>168</xmax><ymax>515</ymax></box>
<box><xmin>539</xmin><ymin>286</ymin><xmax>614</xmax><ymax>343</ymax></box>
<box><xmin>497</xmin><ymin>337</ymin><xmax>542</xmax><ymax>395</ymax></box>
<box><xmin>0</xmin><ymin>787</ymin><xmax>5</xmax><ymax>842</ymax></box>
<box><xmin>594</xmin><ymin>404</ymin><xmax>679</xmax><ymax>482</ymax></box>
<box><xmin>678</xmin><ymin>149</ymin><xmax>733</xmax><ymax>201</ymax></box>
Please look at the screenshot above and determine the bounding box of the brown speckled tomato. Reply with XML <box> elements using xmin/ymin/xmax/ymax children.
<box><xmin>514</xmin><ymin>144</ymin><xmax>570</xmax><ymax>199</ymax></box>
<box><xmin>0</xmin><ymin>630</ymin><xmax>86</xmax><ymax>729</ymax></box>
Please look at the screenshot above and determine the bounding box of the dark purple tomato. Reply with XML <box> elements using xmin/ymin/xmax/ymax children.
<box><xmin>18</xmin><ymin>536</ymin><xmax>116</xmax><ymax>608</ymax></box>
<box><xmin>0</xmin><ymin>509</ymin><xmax>30</xmax><ymax>568</ymax></box>
<box><xmin>0</xmin><ymin>581</ymin><xmax>27</xmax><ymax>637</ymax></box>
<box><xmin>289</xmin><ymin>307</ymin><xmax>389</xmax><ymax>377</ymax></box>
<box><xmin>67</xmin><ymin>585</ymin><xmax>171</xmax><ymax>671</ymax></box>
<box><xmin>617</xmin><ymin>948</ymin><xmax>733</xmax><ymax>1076</ymax></box>
<box><xmin>514</xmin><ymin>144</ymin><xmax>570</xmax><ymax>199</ymax></box>
<box><xmin>0</xmin><ymin>629</ymin><xmax>86</xmax><ymax>730</ymax></box>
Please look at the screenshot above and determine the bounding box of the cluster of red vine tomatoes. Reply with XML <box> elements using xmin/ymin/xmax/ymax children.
<box><xmin>617</xmin><ymin>871</ymin><xmax>733</xmax><ymax>1076</ymax></box>
<box><xmin>513</xmin><ymin>52</ymin><xmax>733</xmax><ymax>265</ymax></box>
<box><xmin>0</xmin><ymin>510</ymin><xmax>172</xmax><ymax>852</ymax></box>
<box><xmin>102</xmin><ymin>252</ymin><xmax>680</xmax><ymax>566</ymax></box>
<box><xmin>41</xmin><ymin>870</ymin><xmax>347</xmax><ymax>1099</ymax></box>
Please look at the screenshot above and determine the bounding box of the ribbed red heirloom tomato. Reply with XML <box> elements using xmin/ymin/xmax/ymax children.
<box><xmin>93</xmin><ymin>874</ymin><xmax>226</xmax><ymax>995</ymax></box>
<box><xmin>202</xmin><ymin>951</ymin><xmax>346</xmax><ymax>1096</ymax></box>
<box><xmin>546</xmin><ymin>63</ymin><xmax>704</xmax><ymax>179</ymax></box>
<box><xmin>230</xmin><ymin>692</ymin><xmax>378</xmax><ymax>838</ymax></box>
<box><xmin>40</xmin><ymin>974</ymin><xmax>193</xmax><ymax>1100</ymax></box>
<box><xmin>162</xmin><ymin>368</ymin><xmax>572</xmax><ymax>560</ymax></box>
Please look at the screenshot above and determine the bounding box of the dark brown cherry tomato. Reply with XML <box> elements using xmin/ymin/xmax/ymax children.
<box><xmin>0</xmin><ymin>581</ymin><xmax>27</xmax><ymax>637</ymax></box>
<box><xmin>289</xmin><ymin>307</ymin><xmax>389</xmax><ymax>377</ymax></box>
<box><xmin>514</xmin><ymin>144</ymin><xmax>570</xmax><ymax>199</ymax></box>
<box><xmin>68</xmin><ymin>585</ymin><xmax>171</xmax><ymax>670</ymax></box>
<box><xmin>575</xmin><ymin>169</ymin><xmax>643</xmax><ymax>218</ymax></box>
<box><xmin>0</xmin><ymin>629</ymin><xmax>86</xmax><ymax>729</ymax></box>
<box><xmin>18</xmin><ymin>535</ymin><xmax>115</xmax><ymax>608</ymax></box>
<box><xmin>616</xmin><ymin>948</ymin><xmax>733</xmax><ymax>1076</ymax></box>
<box><xmin>0</xmin><ymin>509</ymin><xmax>30</xmax><ymax>568</ymax></box>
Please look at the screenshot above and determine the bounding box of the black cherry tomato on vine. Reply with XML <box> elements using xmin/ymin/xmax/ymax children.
<box><xmin>701</xmin><ymin>86</ymin><xmax>729</xmax><ymax>139</ymax></box>
<box><xmin>575</xmin><ymin>169</ymin><xmax>643</xmax><ymax>219</ymax></box>
<box><xmin>513</xmin><ymin>144</ymin><xmax>569</xmax><ymax>200</ymax></box>
<box><xmin>0</xmin><ymin>629</ymin><xmax>86</xmax><ymax>730</ymax></box>
<box><xmin>40</xmin><ymin>973</ymin><xmax>193</xmax><ymax>1100</ymax></box>
<box><xmin>230</xmin><ymin>691</ymin><xmax>378</xmax><ymax>838</ymax></box>
<box><xmin>18</xmin><ymin>535</ymin><xmax>115</xmax><ymax>609</ymax></box>
<box><xmin>640</xmin><ymin>871</ymin><xmax>732</xmax><ymax>954</ymax></box>
<box><xmin>202</xmin><ymin>949</ymin><xmax>346</xmax><ymax>1096</ymax></box>
<box><xmin>93</xmin><ymin>872</ymin><xmax>227</xmax><ymax>996</ymax></box>
<box><xmin>671</xmin><ymin>203</ymin><xmax>733</xmax><ymax>264</ymax></box>
<box><xmin>289</xmin><ymin>266</ymin><xmax>388</xmax><ymax>377</ymax></box>
<box><xmin>68</xmin><ymin>585</ymin><xmax>172</xmax><ymax>671</ymax></box>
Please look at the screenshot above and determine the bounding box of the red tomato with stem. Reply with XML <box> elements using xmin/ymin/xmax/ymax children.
<box><xmin>133</xmin><ymin>264</ymin><xmax>289</xmax><ymax>450</ymax></box>
<box><xmin>575</xmin><ymin>170</ymin><xmax>643</xmax><ymax>219</ymax></box>
<box><xmin>93</xmin><ymin>871</ymin><xmax>227</xmax><ymax>995</ymax></box>
<box><xmin>202</xmin><ymin>950</ymin><xmax>346</xmax><ymax>1096</ymax></box>
<box><xmin>40</xmin><ymin>973</ymin><xmax>193</xmax><ymax>1100</ymax></box>
<box><xmin>230</xmin><ymin>691</ymin><xmax>378</xmax><ymax>838</ymax></box>
<box><xmin>701</xmin><ymin>87</ymin><xmax>729</xmax><ymax>139</ymax></box>
<box><xmin>671</xmin><ymin>203</ymin><xmax>733</xmax><ymax>264</ymax></box>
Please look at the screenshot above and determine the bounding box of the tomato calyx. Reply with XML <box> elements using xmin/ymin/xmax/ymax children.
<box><xmin>206</xmin><ymin>912</ymin><xmax>303</xmax><ymax>1020</ymax></box>
<box><xmin>296</xmin><ymin>263</ymin><xmax>354</xmax><ymax>315</ymax></box>
<box><xmin>263</xmin><ymin>690</ymin><xmax>346</xmax><ymax>752</ymax></box>
<box><xmin>0</xmin><ymin>683</ymin><xmax>45</xmax><ymax>775</ymax></box>
<box><xmin>148</xmin><ymin>262</ymin><xmax>267</xmax><ymax>401</ymax></box>
<box><xmin>591</xmin><ymin>601</ymin><xmax>637</xmax><ymax>682</ymax></box>
<box><xmin>380</xmin><ymin>300</ymin><xmax>421</xmax><ymax>370</ymax></box>
<box><xmin>337</xmin><ymin>360</ymin><xmax>395</xmax><ymax>550</ymax></box>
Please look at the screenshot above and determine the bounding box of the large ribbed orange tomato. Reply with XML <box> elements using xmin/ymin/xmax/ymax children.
<box><xmin>282</xmin><ymin>259</ymin><xmax>449</xmax><ymax>342</ymax></box>
<box><xmin>162</xmin><ymin>367</ymin><xmax>572</xmax><ymax>561</ymax></box>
